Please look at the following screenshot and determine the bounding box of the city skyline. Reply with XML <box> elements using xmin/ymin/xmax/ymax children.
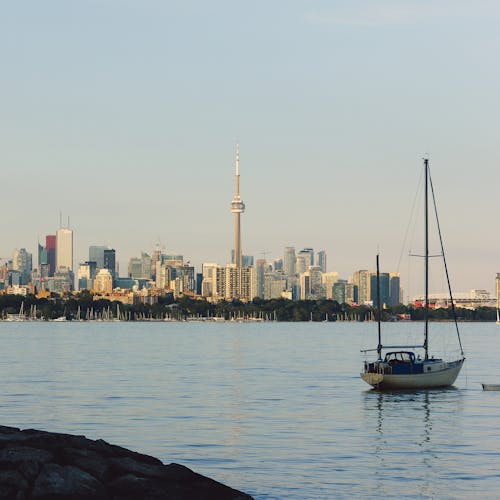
<box><xmin>1</xmin><ymin>1</ymin><xmax>499</xmax><ymax>293</ymax></box>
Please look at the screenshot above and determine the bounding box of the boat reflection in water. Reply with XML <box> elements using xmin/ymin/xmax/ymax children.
<box><xmin>362</xmin><ymin>388</ymin><xmax>463</xmax><ymax>498</ymax></box>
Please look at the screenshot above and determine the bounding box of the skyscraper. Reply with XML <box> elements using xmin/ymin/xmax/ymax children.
<box><xmin>56</xmin><ymin>228</ymin><xmax>73</xmax><ymax>271</ymax></box>
<box><xmin>316</xmin><ymin>250</ymin><xmax>327</xmax><ymax>273</ymax></box>
<box><xmin>283</xmin><ymin>247</ymin><xmax>296</xmax><ymax>277</ymax></box>
<box><xmin>230</xmin><ymin>145</ymin><xmax>245</xmax><ymax>267</ymax></box>
<box><xmin>46</xmin><ymin>235</ymin><xmax>56</xmax><ymax>276</ymax></box>
<box><xmin>89</xmin><ymin>246</ymin><xmax>106</xmax><ymax>269</ymax></box>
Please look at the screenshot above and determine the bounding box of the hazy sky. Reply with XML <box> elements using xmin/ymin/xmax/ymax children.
<box><xmin>1</xmin><ymin>1</ymin><xmax>499</xmax><ymax>295</ymax></box>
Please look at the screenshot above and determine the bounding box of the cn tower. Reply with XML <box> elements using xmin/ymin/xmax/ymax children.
<box><xmin>231</xmin><ymin>144</ymin><xmax>245</xmax><ymax>267</ymax></box>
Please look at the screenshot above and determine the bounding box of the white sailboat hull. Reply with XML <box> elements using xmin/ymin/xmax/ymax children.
<box><xmin>361</xmin><ymin>358</ymin><xmax>464</xmax><ymax>390</ymax></box>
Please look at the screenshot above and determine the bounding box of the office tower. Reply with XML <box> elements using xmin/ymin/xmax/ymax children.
<box><xmin>141</xmin><ymin>252</ymin><xmax>152</xmax><ymax>279</ymax></box>
<box><xmin>298</xmin><ymin>248</ymin><xmax>314</xmax><ymax>267</ymax></box>
<box><xmin>333</xmin><ymin>280</ymin><xmax>348</xmax><ymax>304</ymax></box>
<box><xmin>283</xmin><ymin>247</ymin><xmax>296</xmax><ymax>276</ymax></box>
<box><xmin>255</xmin><ymin>259</ymin><xmax>268</xmax><ymax>298</ymax></box>
<box><xmin>263</xmin><ymin>271</ymin><xmax>287</xmax><ymax>300</ymax></box>
<box><xmin>230</xmin><ymin>145</ymin><xmax>245</xmax><ymax>267</ymax></box>
<box><xmin>353</xmin><ymin>270</ymin><xmax>371</xmax><ymax>305</ymax></box>
<box><xmin>308</xmin><ymin>265</ymin><xmax>325</xmax><ymax>299</ymax></box>
<box><xmin>94</xmin><ymin>269</ymin><xmax>113</xmax><ymax>294</ymax></box>
<box><xmin>273</xmin><ymin>259</ymin><xmax>283</xmax><ymax>272</ymax></box>
<box><xmin>296</xmin><ymin>255</ymin><xmax>308</xmax><ymax>274</ymax></box>
<box><xmin>389</xmin><ymin>273</ymin><xmax>401</xmax><ymax>306</ymax></box>
<box><xmin>46</xmin><ymin>235</ymin><xmax>56</xmax><ymax>276</ymax></box>
<box><xmin>371</xmin><ymin>272</ymin><xmax>390</xmax><ymax>307</ymax></box>
<box><xmin>242</xmin><ymin>255</ymin><xmax>254</xmax><ymax>267</ymax></box>
<box><xmin>103</xmin><ymin>248</ymin><xmax>116</xmax><ymax>278</ymax></box>
<box><xmin>128</xmin><ymin>258</ymin><xmax>142</xmax><ymax>279</ymax></box>
<box><xmin>316</xmin><ymin>250</ymin><xmax>327</xmax><ymax>273</ymax></box>
<box><xmin>77</xmin><ymin>261</ymin><xmax>97</xmax><ymax>290</ymax></box>
<box><xmin>89</xmin><ymin>246</ymin><xmax>106</xmax><ymax>269</ymax></box>
<box><xmin>322</xmin><ymin>271</ymin><xmax>339</xmax><ymax>300</ymax></box>
<box><xmin>56</xmin><ymin>228</ymin><xmax>73</xmax><ymax>271</ymax></box>
<box><xmin>12</xmin><ymin>248</ymin><xmax>32</xmax><ymax>285</ymax></box>
<box><xmin>299</xmin><ymin>273</ymin><xmax>311</xmax><ymax>300</ymax></box>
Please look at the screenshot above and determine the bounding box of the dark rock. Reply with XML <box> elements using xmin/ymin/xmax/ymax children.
<box><xmin>0</xmin><ymin>426</ymin><xmax>253</xmax><ymax>499</ymax></box>
<box><xmin>32</xmin><ymin>463</ymin><xmax>107</xmax><ymax>499</ymax></box>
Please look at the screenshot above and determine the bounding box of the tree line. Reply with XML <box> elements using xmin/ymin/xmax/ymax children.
<box><xmin>0</xmin><ymin>293</ymin><xmax>496</xmax><ymax>321</ymax></box>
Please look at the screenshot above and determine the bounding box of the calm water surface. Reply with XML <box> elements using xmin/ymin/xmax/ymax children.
<box><xmin>0</xmin><ymin>321</ymin><xmax>498</xmax><ymax>499</ymax></box>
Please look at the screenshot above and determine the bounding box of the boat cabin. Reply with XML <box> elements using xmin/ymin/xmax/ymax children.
<box><xmin>382</xmin><ymin>351</ymin><xmax>424</xmax><ymax>375</ymax></box>
<box><xmin>384</xmin><ymin>351</ymin><xmax>417</xmax><ymax>364</ymax></box>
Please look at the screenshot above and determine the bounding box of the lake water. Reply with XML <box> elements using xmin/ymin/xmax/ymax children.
<box><xmin>0</xmin><ymin>321</ymin><xmax>498</xmax><ymax>499</ymax></box>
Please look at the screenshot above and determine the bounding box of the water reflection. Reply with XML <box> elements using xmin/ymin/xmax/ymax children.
<box><xmin>362</xmin><ymin>388</ymin><xmax>463</xmax><ymax>498</ymax></box>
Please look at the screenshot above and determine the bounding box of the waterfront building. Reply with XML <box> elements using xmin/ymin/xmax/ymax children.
<box><xmin>56</xmin><ymin>228</ymin><xmax>73</xmax><ymax>272</ymax></box>
<box><xmin>230</xmin><ymin>145</ymin><xmax>245</xmax><ymax>267</ymax></box>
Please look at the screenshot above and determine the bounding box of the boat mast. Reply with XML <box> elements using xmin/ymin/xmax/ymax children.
<box><xmin>424</xmin><ymin>158</ymin><xmax>429</xmax><ymax>360</ymax></box>
<box><xmin>376</xmin><ymin>253</ymin><xmax>382</xmax><ymax>360</ymax></box>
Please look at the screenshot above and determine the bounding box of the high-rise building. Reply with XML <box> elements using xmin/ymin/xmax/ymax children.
<box><xmin>230</xmin><ymin>145</ymin><xmax>245</xmax><ymax>267</ymax></box>
<box><xmin>77</xmin><ymin>261</ymin><xmax>97</xmax><ymax>290</ymax></box>
<box><xmin>316</xmin><ymin>250</ymin><xmax>327</xmax><ymax>273</ymax></box>
<box><xmin>283</xmin><ymin>247</ymin><xmax>296</xmax><ymax>276</ymax></box>
<box><xmin>298</xmin><ymin>248</ymin><xmax>314</xmax><ymax>267</ymax></box>
<box><xmin>89</xmin><ymin>246</ymin><xmax>106</xmax><ymax>269</ymax></box>
<box><xmin>255</xmin><ymin>259</ymin><xmax>269</xmax><ymax>298</ymax></box>
<box><xmin>264</xmin><ymin>271</ymin><xmax>287</xmax><ymax>300</ymax></box>
<box><xmin>353</xmin><ymin>270</ymin><xmax>371</xmax><ymax>305</ymax></box>
<box><xmin>371</xmin><ymin>272</ymin><xmax>390</xmax><ymax>307</ymax></box>
<box><xmin>322</xmin><ymin>271</ymin><xmax>339</xmax><ymax>300</ymax></box>
<box><xmin>94</xmin><ymin>269</ymin><xmax>113</xmax><ymax>294</ymax></box>
<box><xmin>12</xmin><ymin>248</ymin><xmax>32</xmax><ymax>285</ymax></box>
<box><xmin>332</xmin><ymin>280</ymin><xmax>355</xmax><ymax>305</ymax></box>
<box><xmin>46</xmin><ymin>235</ymin><xmax>56</xmax><ymax>276</ymax></box>
<box><xmin>128</xmin><ymin>257</ymin><xmax>142</xmax><ymax>279</ymax></box>
<box><xmin>56</xmin><ymin>228</ymin><xmax>73</xmax><ymax>271</ymax></box>
<box><xmin>103</xmin><ymin>248</ymin><xmax>116</xmax><ymax>278</ymax></box>
<box><xmin>389</xmin><ymin>273</ymin><xmax>401</xmax><ymax>306</ymax></box>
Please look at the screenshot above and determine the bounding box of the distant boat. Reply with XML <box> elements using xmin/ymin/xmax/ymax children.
<box><xmin>361</xmin><ymin>159</ymin><xmax>465</xmax><ymax>390</ymax></box>
<box><xmin>482</xmin><ymin>384</ymin><xmax>500</xmax><ymax>391</ymax></box>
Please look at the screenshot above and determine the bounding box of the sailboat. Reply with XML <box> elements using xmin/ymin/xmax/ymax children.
<box><xmin>361</xmin><ymin>159</ymin><xmax>465</xmax><ymax>390</ymax></box>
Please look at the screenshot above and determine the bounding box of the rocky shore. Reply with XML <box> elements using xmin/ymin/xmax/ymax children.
<box><xmin>0</xmin><ymin>426</ymin><xmax>253</xmax><ymax>499</ymax></box>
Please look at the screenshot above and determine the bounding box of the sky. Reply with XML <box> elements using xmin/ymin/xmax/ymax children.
<box><xmin>1</xmin><ymin>0</ymin><xmax>499</xmax><ymax>296</ymax></box>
